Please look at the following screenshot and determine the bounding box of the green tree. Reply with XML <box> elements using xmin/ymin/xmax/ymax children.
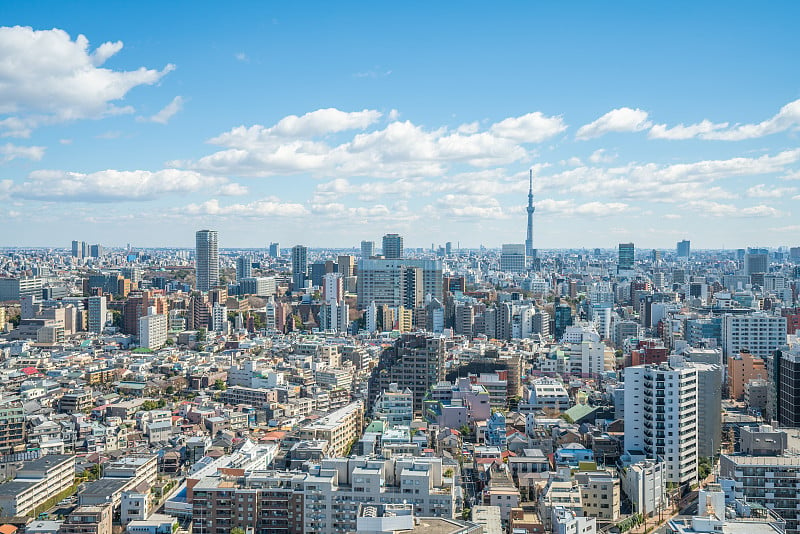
<box><xmin>214</xmin><ymin>379</ymin><xmax>227</xmax><ymax>391</ymax></box>
<box><xmin>231</xmin><ymin>528</ymin><xmax>245</xmax><ymax>534</ymax></box>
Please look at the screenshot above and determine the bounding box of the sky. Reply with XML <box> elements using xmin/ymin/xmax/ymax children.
<box><xmin>2</xmin><ymin>1</ymin><xmax>800</xmax><ymax>250</ymax></box>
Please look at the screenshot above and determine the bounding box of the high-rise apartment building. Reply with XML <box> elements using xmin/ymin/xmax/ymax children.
<box><xmin>623</xmin><ymin>364</ymin><xmax>698</xmax><ymax>485</ymax></box>
<box><xmin>382</xmin><ymin>233</ymin><xmax>404</xmax><ymax>259</ymax></box>
<box><xmin>139</xmin><ymin>311</ymin><xmax>168</xmax><ymax>350</ymax></box>
<box><xmin>766</xmin><ymin>339</ymin><xmax>800</xmax><ymax>427</ymax></box>
<box><xmin>500</xmin><ymin>244</ymin><xmax>526</xmax><ymax>273</ymax></box>
<box><xmin>195</xmin><ymin>230</ymin><xmax>219</xmax><ymax>292</ymax></box>
<box><xmin>87</xmin><ymin>295</ymin><xmax>107</xmax><ymax>334</ymax></box>
<box><xmin>721</xmin><ymin>313</ymin><xmax>786</xmax><ymax>362</ymax></box>
<box><xmin>291</xmin><ymin>245</ymin><xmax>308</xmax><ymax>290</ymax></box>
<box><xmin>361</xmin><ymin>240</ymin><xmax>375</xmax><ymax>258</ymax></box>
<box><xmin>236</xmin><ymin>255</ymin><xmax>253</xmax><ymax>281</ymax></box>
<box><xmin>676</xmin><ymin>240</ymin><xmax>690</xmax><ymax>258</ymax></box>
<box><xmin>618</xmin><ymin>243</ymin><xmax>635</xmax><ymax>272</ymax></box>
<box><xmin>369</xmin><ymin>333</ymin><xmax>446</xmax><ymax>414</ymax></box>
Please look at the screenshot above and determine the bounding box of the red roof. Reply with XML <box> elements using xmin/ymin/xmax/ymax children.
<box><xmin>21</xmin><ymin>367</ymin><xmax>39</xmax><ymax>375</ymax></box>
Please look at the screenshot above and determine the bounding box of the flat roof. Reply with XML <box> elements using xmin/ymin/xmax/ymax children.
<box><xmin>79</xmin><ymin>478</ymin><xmax>129</xmax><ymax>497</ymax></box>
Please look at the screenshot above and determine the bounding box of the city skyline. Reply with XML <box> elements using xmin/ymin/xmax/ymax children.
<box><xmin>2</xmin><ymin>3</ymin><xmax>800</xmax><ymax>249</ymax></box>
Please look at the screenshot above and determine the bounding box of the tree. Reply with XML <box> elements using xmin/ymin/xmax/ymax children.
<box><xmin>214</xmin><ymin>379</ymin><xmax>227</xmax><ymax>391</ymax></box>
<box><xmin>231</xmin><ymin>528</ymin><xmax>245</xmax><ymax>534</ymax></box>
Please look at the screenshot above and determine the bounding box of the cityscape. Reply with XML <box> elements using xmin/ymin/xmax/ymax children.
<box><xmin>2</xmin><ymin>3</ymin><xmax>800</xmax><ymax>534</ymax></box>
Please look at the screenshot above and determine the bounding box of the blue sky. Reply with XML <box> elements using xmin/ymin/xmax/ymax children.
<box><xmin>2</xmin><ymin>1</ymin><xmax>800</xmax><ymax>249</ymax></box>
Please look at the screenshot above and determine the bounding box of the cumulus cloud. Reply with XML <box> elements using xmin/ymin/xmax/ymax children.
<box><xmin>746</xmin><ymin>183</ymin><xmax>798</xmax><ymax>198</ymax></box>
<box><xmin>702</xmin><ymin>99</ymin><xmax>800</xmax><ymax>140</ymax></box>
<box><xmin>0</xmin><ymin>142</ymin><xmax>45</xmax><ymax>162</ymax></box>
<box><xmin>535</xmin><ymin>198</ymin><xmax>629</xmax><ymax>217</ymax></box>
<box><xmin>489</xmin><ymin>112</ymin><xmax>567</xmax><ymax>142</ymax></box>
<box><xmin>576</xmin><ymin>107</ymin><xmax>651</xmax><ymax>140</ymax></box>
<box><xmin>173</xmin><ymin>108</ymin><xmax>564</xmax><ymax>178</ymax></box>
<box><xmin>184</xmin><ymin>198</ymin><xmax>309</xmax><ymax>217</ymax></box>
<box><xmin>685</xmin><ymin>200</ymin><xmax>783</xmax><ymax>218</ymax></box>
<box><xmin>648</xmin><ymin>119</ymin><xmax>729</xmax><ymax>140</ymax></box>
<box><xmin>13</xmin><ymin>168</ymin><xmax>228</xmax><ymax>202</ymax></box>
<box><xmin>0</xmin><ymin>26</ymin><xmax>174</xmax><ymax>136</ymax></box>
<box><xmin>138</xmin><ymin>96</ymin><xmax>184</xmax><ymax>124</ymax></box>
<box><xmin>588</xmin><ymin>149</ymin><xmax>616</xmax><ymax>164</ymax></box>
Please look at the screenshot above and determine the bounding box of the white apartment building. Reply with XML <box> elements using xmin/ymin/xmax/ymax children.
<box><xmin>721</xmin><ymin>313</ymin><xmax>787</xmax><ymax>362</ymax></box>
<box><xmin>373</xmin><ymin>383</ymin><xmax>414</xmax><ymax>427</ymax></box>
<box><xmin>623</xmin><ymin>364</ymin><xmax>698</xmax><ymax>486</ymax></box>
<box><xmin>138</xmin><ymin>312</ymin><xmax>167</xmax><ymax>350</ymax></box>
<box><xmin>211</xmin><ymin>302</ymin><xmax>227</xmax><ymax>333</ymax></box>
<box><xmin>302</xmin><ymin>456</ymin><xmax>456</xmax><ymax>534</ymax></box>
<box><xmin>520</xmin><ymin>377</ymin><xmax>571</xmax><ymax>412</ymax></box>
<box><xmin>620</xmin><ymin>459</ymin><xmax>666</xmax><ymax>517</ymax></box>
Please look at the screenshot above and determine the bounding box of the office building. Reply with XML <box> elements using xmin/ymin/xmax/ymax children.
<box><xmin>236</xmin><ymin>255</ymin><xmax>253</xmax><ymax>281</ymax></box>
<box><xmin>356</xmin><ymin>258</ymin><xmax>443</xmax><ymax>309</ymax></box>
<box><xmin>0</xmin><ymin>276</ymin><xmax>44</xmax><ymax>302</ymax></box>
<box><xmin>195</xmin><ymin>230</ymin><xmax>219</xmax><ymax>292</ymax></box>
<box><xmin>291</xmin><ymin>245</ymin><xmax>308</xmax><ymax>290</ymax></box>
<box><xmin>618</xmin><ymin>243</ymin><xmax>635</xmax><ymax>272</ymax></box>
<box><xmin>238</xmin><ymin>276</ymin><xmax>276</xmax><ymax>297</ymax></box>
<box><xmin>677</xmin><ymin>240</ymin><xmax>691</xmax><ymax>258</ymax></box>
<box><xmin>88</xmin><ymin>295</ymin><xmax>107</xmax><ymax>334</ymax></box>
<box><xmin>382</xmin><ymin>233</ymin><xmax>404</xmax><ymax>259</ymax></box>
<box><xmin>361</xmin><ymin>240</ymin><xmax>375</xmax><ymax>258</ymax></box>
<box><xmin>338</xmin><ymin>255</ymin><xmax>356</xmax><ymax>278</ymax></box>
<box><xmin>268</xmin><ymin>242</ymin><xmax>280</xmax><ymax>257</ymax></box>
<box><xmin>623</xmin><ymin>364</ymin><xmax>698</xmax><ymax>485</ymax></box>
<box><xmin>500</xmin><ymin>244</ymin><xmax>527</xmax><ymax>273</ymax></box>
<box><xmin>744</xmin><ymin>249</ymin><xmax>769</xmax><ymax>277</ymax></box>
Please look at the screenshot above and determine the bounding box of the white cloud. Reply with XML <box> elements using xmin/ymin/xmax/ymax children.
<box><xmin>701</xmin><ymin>99</ymin><xmax>800</xmax><ymax>140</ymax></box>
<box><xmin>0</xmin><ymin>26</ymin><xmax>174</xmax><ymax>136</ymax></box>
<box><xmin>489</xmin><ymin>112</ymin><xmax>567</xmax><ymax>142</ymax></box>
<box><xmin>217</xmin><ymin>183</ymin><xmax>249</xmax><ymax>196</ymax></box>
<box><xmin>0</xmin><ymin>143</ymin><xmax>45</xmax><ymax>162</ymax></box>
<box><xmin>685</xmin><ymin>200</ymin><xmax>784</xmax><ymax>218</ymax></box>
<box><xmin>746</xmin><ymin>183</ymin><xmax>797</xmax><ymax>198</ymax></box>
<box><xmin>648</xmin><ymin>119</ymin><xmax>729</xmax><ymax>140</ymax></box>
<box><xmin>234</xmin><ymin>52</ymin><xmax>249</xmax><ymax>62</ymax></box>
<box><xmin>138</xmin><ymin>96</ymin><xmax>184</xmax><ymax>124</ymax></box>
<box><xmin>184</xmin><ymin>198</ymin><xmax>309</xmax><ymax>217</ymax></box>
<box><xmin>576</xmin><ymin>107</ymin><xmax>651</xmax><ymax>140</ymax></box>
<box><xmin>177</xmin><ymin>108</ymin><xmax>564</xmax><ymax>178</ymax></box>
<box><xmin>14</xmin><ymin>168</ymin><xmax>228</xmax><ymax>202</ymax></box>
<box><xmin>535</xmin><ymin>198</ymin><xmax>629</xmax><ymax>217</ymax></box>
<box><xmin>588</xmin><ymin>149</ymin><xmax>616</xmax><ymax>164</ymax></box>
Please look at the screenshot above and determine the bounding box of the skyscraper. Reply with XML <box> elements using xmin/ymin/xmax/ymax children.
<box><xmin>677</xmin><ymin>240</ymin><xmax>691</xmax><ymax>258</ymax></box>
<box><xmin>268</xmin><ymin>242</ymin><xmax>280</xmax><ymax>257</ymax></box>
<box><xmin>382</xmin><ymin>233</ymin><xmax>403</xmax><ymax>259</ymax></box>
<box><xmin>195</xmin><ymin>230</ymin><xmax>219</xmax><ymax>292</ymax></box>
<box><xmin>291</xmin><ymin>245</ymin><xmax>308</xmax><ymax>290</ymax></box>
<box><xmin>236</xmin><ymin>255</ymin><xmax>252</xmax><ymax>281</ymax></box>
<box><xmin>618</xmin><ymin>243</ymin><xmax>635</xmax><ymax>272</ymax></box>
<box><xmin>525</xmin><ymin>169</ymin><xmax>535</xmax><ymax>258</ymax></box>
<box><xmin>361</xmin><ymin>240</ymin><xmax>375</xmax><ymax>258</ymax></box>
